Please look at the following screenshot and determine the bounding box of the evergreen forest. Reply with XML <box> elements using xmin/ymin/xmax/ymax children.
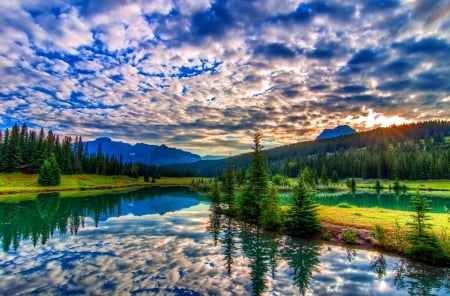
<box><xmin>1</xmin><ymin>120</ymin><xmax>449</xmax><ymax>182</ymax></box>
<box><xmin>169</xmin><ymin>120</ymin><xmax>450</xmax><ymax>180</ymax></box>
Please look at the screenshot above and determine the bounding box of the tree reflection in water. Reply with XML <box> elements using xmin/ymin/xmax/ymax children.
<box><xmin>209</xmin><ymin>209</ymin><xmax>320</xmax><ymax>295</ymax></box>
<box><xmin>393</xmin><ymin>258</ymin><xmax>449</xmax><ymax>295</ymax></box>
<box><xmin>208</xmin><ymin>208</ymin><xmax>449</xmax><ymax>296</ymax></box>
<box><xmin>0</xmin><ymin>187</ymin><xmax>202</xmax><ymax>252</ymax></box>
<box><xmin>281</xmin><ymin>240</ymin><xmax>320</xmax><ymax>296</ymax></box>
<box><xmin>369</xmin><ymin>253</ymin><xmax>387</xmax><ymax>280</ymax></box>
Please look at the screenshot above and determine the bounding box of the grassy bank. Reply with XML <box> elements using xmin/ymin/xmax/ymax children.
<box><xmin>356</xmin><ymin>179</ymin><xmax>450</xmax><ymax>192</ymax></box>
<box><xmin>0</xmin><ymin>173</ymin><xmax>201</xmax><ymax>200</ymax></box>
<box><xmin>317</xmin><ymin>205</ymin><xmax>448</xmax><ymax>234</ymax></box>
<box><xmin>316</xmin><ymin>205</ymin><xmax>449</xmax><ymax>261</ymax></box>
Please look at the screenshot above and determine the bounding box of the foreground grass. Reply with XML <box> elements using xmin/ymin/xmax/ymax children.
<box><xmin>0</xmin><ymin>173</ymin><xmax>202</xmax><ymax>200</ymax></box>
<box><xmin>317</xmin><ymin>205</ymin><xmax>450</xmax><ymax>260</ymax></box>
<box><xmin>317</xmin><ymin>205</ymin><xmax>449</xmax><ymax>234</ymax></box>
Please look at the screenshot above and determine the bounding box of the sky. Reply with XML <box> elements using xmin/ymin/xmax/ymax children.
<box><xmin>0</xmin><ymin>0</ymin><xmax>449</xmax><ymax>156</ymax></box>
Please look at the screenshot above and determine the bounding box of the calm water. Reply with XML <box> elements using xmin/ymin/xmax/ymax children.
<box><xmin>310</xmin><ymin>191</ymin><xmax>450</xmax><ymax>213</ymax></box>
<box><xmin>0</xmin><ymin>188</ymin><xmax>448</xmax><ymax>295</ymax></box>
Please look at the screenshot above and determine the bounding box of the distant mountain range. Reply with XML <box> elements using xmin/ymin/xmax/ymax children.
<box><xmin>201</xmin><ymin>155</ymin><xmax>227</xmax><ymax>161</ymax></box>
<box><xmin>315</xmin><ymin>125</ymin><xmax>356</xmax><ymax>140</ymax></box>
<box><xmin>85</xmin><ymin>137</ymin><xmax>201</xmax><ymax>166</ymax></box>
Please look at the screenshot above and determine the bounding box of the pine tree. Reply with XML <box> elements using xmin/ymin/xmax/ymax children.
<box><xmin>405</xmin><ymin>191</ymin><xmax>448</xmax><ymax>265</ymax></box>
<box><xmin>38</xmin><ymin>153</ymin><xmax>61</xmax><ymax>186</ymax></box>
<box><xmin>209</xmin><ymin>178</ymin><xmax>221</xmax><ymax>205</ymax></box>
<box><xmin>238</xmin><ymin>132</ymin><xmax>269</xmax><ymax>224</ymax></box>
<box><xmin>320</xmin><ymin>165</ymin><xmax>328</xmax><ymax>185</ymax></box>
<box><xmin>223</xmin><ymin>157</ymin><xmax>235</xmax><ymax>214</ymax></box>
<box><xmin>61</xmin><ymin>136</ymin><xmax>73</xmax><ymax>174</ymax></box>
<box><xmin>30</xmin><ymin>128</ymin><xmax>46</xmax><ymax>173</ymax></box>
<box><xmin>260</xmin><ymin>183</ymin><xmax>281</xmax><ymax>230</ymax></box>
<box><xmin>0</xmin><ymin>128</ymin><xmax>9</xmax><ymax>171</ymax></box>
<box><xmin>19</xmin><ymin>123</ymin><xmax>28</xmax><ymax>165</ymax></box>
<box><xmin>38</xmin><ymin>160</ymin><xmax>53</xmax><ymax>186</ymax></box>
<box><xmin>96</xmin><ymin>144</ymin><xmax>105</xmax><ymax>175</ymax></box>
<box><xmin>3</xmin><ymin>123</ymin><xmax>22</xmax><ymax>172</ymax></box>
<box><xmin>285</xmin><ymin>176</ymin><xmax>322</xmax><ymax>237</ymax></box>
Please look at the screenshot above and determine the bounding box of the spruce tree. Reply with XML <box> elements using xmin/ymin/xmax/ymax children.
<box><xmin>209</xmin><ymin>178</ymin><xmax>221</xmax><ymax>205</ymax></box>
<box><xmin>38</xmin><ymin>160</ymin><xmax>54</xmax><ymax>186</ymax></box>
<box><xmin>260</xmin><ymin>183</ymin><xmax>281</xmax><ymax>230</ymax></box>
<box><xmin>4</xmin><ymin>123</ymin><xmax>22</xmax><ymax>172</ymax></box>
<box><xmin>405</xmin><ymin>191</ymin><xmax>448</xmax><ymax>265</ymax></box>
<box><xmin>238</xmin><ymin>132</ymin><xmax>269</xmax><ymax>224</ymax></box>
<box><xmin>38</xmin><ymin>153</ymin><xmax>61</xmax><ymax>186</ymax></box>
<box><xmin>285</xmin><ymin>176</ymin><xmax>322</xmax><ymax>237</ymax></box>
<box><xmin>223</xmin><ymin>157</ymin><xmax>235</xmax><ymax>214</ymax></box>
<box><xmin>0</xmin><ymin>129</ymin><xmax>9</xmax><ymax>171</ymax></box>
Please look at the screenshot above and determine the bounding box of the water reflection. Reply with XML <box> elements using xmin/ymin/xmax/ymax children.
<box><xmin>281</xmin><ymin>239</ymin><xmax>320</xmax><ymax>296</ymax></box>
<box><xmin>0</xmin><ymin>187</ymin><xmax>205</xmax><ymax>251</ymax></box>
<box><xmin>0</xmin><ymin>189</ymin><xmax>448</xmax><ymax>295</ymax></box>
<box><xmin>208</xmin><ymin>207</ymin><xmax>449</xmax><ymax>296</ymax></box>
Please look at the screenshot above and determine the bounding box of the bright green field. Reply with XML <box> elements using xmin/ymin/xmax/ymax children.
<box><xmin>0</xmin><ymin>173</ymin><xmax>201</xmax><ymax>201</ymax></box>
<box><xmin>317</xmin><ymin>206</ymin><xmax>449</xmax><ymax>234</ymax></box>
<box><xmin>356</xmin><ymin>179</ymin><xmax>450</xmax><ymax>191</ymax></box>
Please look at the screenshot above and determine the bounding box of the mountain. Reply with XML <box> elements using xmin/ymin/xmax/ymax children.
<box><xmin>201</xmin><ymin>155</ymin><xmax>227</xmax><ymax>161</ymax></box>
<box><xmin>85</xmin><ymin>137</ymin><xmax>201</xmax><ymax>166</ymax></box>
<box><xmin>316</xmin><ymin>125</ymin><xmax>356</xmax><ymax>140</ymax></box>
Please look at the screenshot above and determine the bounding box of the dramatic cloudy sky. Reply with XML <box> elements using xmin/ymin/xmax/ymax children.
<box><xmin>1</xmin><ymin>0</ymin><xmax>449</xmax><ymax>155</ymax></box>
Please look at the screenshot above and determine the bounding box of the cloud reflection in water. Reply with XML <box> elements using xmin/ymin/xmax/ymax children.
<box><xmin>0</xmin><ymin>191</ymin><xmax>448</xmax><ymax>295</ymax></box>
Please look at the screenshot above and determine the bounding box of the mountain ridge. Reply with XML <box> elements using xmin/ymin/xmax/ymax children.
<box><xmin>162</xmin><ymin>121</ymin><xmax>450</xmax><ymax>178</ymax></box>
<box><xmin>316</xmin><ymin>125</ymin><xmax>356</xmax><ymax>140</ymax></box>
<box><xmin>85</xmin><ymin>138</ymin><xmax>201</xmax><ymax>166</ymax></box>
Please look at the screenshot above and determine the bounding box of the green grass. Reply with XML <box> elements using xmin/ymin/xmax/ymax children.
<box><xmin>0</xmin><ymin>173</ymin><xmax>202</xmax><ymax>201</ymax></box>
<box><xmin>356</xmin><ymin>179</ymin><xmax>450</xmax><ymax>191</ymax></box>
<box><xmin>317</xmin><ymin>206</ymin><xmax>448</xmax><ymax>235</ymax></box>
<box><xmin>336</xmin><ymin>202</ymin><xmax>354</xmax><ymax>208</ymax></box>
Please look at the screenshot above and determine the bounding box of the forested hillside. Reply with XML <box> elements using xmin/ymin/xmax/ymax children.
<box><xmin>168</xmin><ymin>121</ymin><xmax>450</xmax><ymax>180</ymax></box>
<box><xmin>1</xmin><ymin>121</ymin><xmax>449</xmax><ymax>181</ymax></box>
<box><xmin>0</xmin><ymin>123</ymin><xmax>146</xmax><ymax>177</ymax></box>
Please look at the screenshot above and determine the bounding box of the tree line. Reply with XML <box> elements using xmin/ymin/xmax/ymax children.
<box><xmin>169</xmin><ymin>120</ymin><xmax>450</xmax><ymax>180</ymax></box>
<box><xmin>0</xmin><ymin>122</ymin><xmax>166</xmax><ymax>179</ymax></box>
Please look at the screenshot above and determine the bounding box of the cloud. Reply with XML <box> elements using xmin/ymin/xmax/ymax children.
<box><xmin>254</xmin><ymin>43</ymin><xmax>298</xmax><ymax>59</ymax></box>
<box><xmin>0</xmin><ymin>0</ymin><xmax>449</xmax><ymax>155</ymax></box>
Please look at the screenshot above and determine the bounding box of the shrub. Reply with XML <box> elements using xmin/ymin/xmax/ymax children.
<box><xmin>322</xmin><ymin>230</ymin><xmax>332</xmax><ymax>241</ymax></box>
<box><xmin>371</xmin><ymin>224</ymin><xmax>386</xmax><ymax>248</ymax></box>
<box><xmin>342</xmin><ymin>228</ymin><xmax>358</xmax><ymax>244</ymax></box>
<box><xmin>404</xmin><ymin>234</ymin><xmax>449</xmax><ymax>266</ymax></box>
<box><xmin>392</xmin><ymin>219</ymin><xmax>407</xmax><ymax>252</ymax></box>
<box><xmin>336</xmin><ymin>202</ymin><xmax>353</xmax><ymax>208</ymax></box>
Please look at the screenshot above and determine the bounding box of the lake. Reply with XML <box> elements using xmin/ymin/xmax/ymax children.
<box><xmin>0</xmin><ymin>187</ymin><xmax>448</xmax><ymax>295</ymax></box>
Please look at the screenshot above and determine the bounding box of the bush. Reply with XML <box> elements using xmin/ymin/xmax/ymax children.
<box><xmin>392</xmin><ymin>219</ymin><xmax>407</xmax><ymax>252</ymax></box>
<box><xmin>343</xmin><ymin>228</ymin><xmax>358</xmax><ymax>244</ymax></box>
<box><xmin>336</xmin><ymin>202</ymin><xmax>353</xmax><ymax>208</ymax></box>
<box><xmin>322</xmin><ymin>230</ymin><xmax>332</xmax><ymax>241</ymax></box>
<box><xmin>371</xmin><ymin>224</ymin><xmax>386</xmax><ymax>248</ymax></box>
<box><xmin>404</xmin><ymin>234</ymin><xmax>449</xmax><ymax>266</ymax></box>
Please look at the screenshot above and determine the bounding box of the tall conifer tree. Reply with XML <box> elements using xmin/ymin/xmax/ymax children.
<box><xmin>239</xmin><ymin>132</ymin><xmax>269</xmax><ymax>224</ymax></box>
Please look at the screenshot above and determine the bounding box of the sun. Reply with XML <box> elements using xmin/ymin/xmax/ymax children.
<box><xmin>349</xmin><ymin>107</ymin><xmax>410</xmax><ymax>129</ymax></box>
